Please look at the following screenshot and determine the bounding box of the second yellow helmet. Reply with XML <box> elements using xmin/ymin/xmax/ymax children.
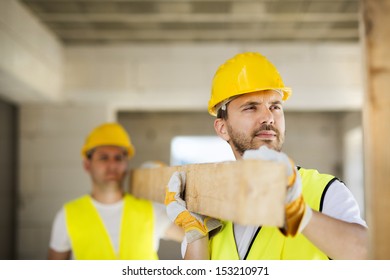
<box><xmin>81</xmin><ymin>122</ymin><xmax>135</xmax><ymax>158</ymax></box>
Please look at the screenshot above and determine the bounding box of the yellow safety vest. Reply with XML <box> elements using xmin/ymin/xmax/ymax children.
<box><xmin>64</xmin><ymin>193</ymin><xmax>158</xmax><ymax>260</ymax></box>
<box><xmin>209</xmin><ymin>168</ymin><xmax>336</xmax><ymax>260</ymax></box>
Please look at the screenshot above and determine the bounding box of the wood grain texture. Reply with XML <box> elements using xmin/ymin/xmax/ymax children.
<box><xmin>362</xmin><ymin>0</ymin><xmax>390</xmax><ymax>259</ymax></box>
<box><xmin>129</xmin><ymin>159</ymin><xmax>286</xmax><ymax>226</ymax></box>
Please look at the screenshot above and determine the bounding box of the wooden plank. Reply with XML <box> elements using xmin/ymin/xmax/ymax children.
<box><xmin>362</xmin><ymin>0</ymin><xmax>390</xmax><ymax>259</ymax></box>
<box><xmin>129</xmin><ymin>159</ymin><xmax>286</xmax><ymax>226</ymax></box>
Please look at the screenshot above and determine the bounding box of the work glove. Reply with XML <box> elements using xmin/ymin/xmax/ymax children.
<box><xmin>164</xmin><ymin>171</ymin><xmax>222</xmax><ymax>243</ymax></box>
<box><xmin>243</xmin><ymin>145</ymin><xmax>312</xmax><ymax>237</ymax></box>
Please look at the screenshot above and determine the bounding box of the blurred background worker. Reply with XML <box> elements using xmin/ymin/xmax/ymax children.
<box><xmin>165</xmin><ymin>52</ymin><xmax>368</xmax><ymax>260</ymax></box>
<box><xmin>48</xmin><ymin>122</ymin><xmax>182</xmax><ymax>260</ymax></box>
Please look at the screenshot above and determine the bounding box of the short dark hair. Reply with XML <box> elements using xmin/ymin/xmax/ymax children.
<box><xmin>85</xmin><ymin>147</ymin><xmax>128</xmax><ymax>160</ymax></box>
<box><xmin>86</xmin><ymin>149</ymin><xmax>95</xmax><ymax>159</ymax></box>
<box><xmin>216</xmin><ymin>107</ymin><xmax>229</xmax><ymax>120</ymax></box>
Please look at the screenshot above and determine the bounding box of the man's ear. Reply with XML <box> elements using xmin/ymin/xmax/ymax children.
<box><xmin>83</xmin><ymin>158</ymin><xmax>91</xmax><ymax>172</ymax></box>
<box><xmin>214</xmin><ymin>118</ymin><xmax>230</xmax><ymax>142</ymax></box>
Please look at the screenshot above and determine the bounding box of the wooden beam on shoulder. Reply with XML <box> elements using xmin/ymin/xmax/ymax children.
<box><xmin>129</xmin><ymin>159</ymin><xmax>286</xmax><ymax>226</ymax></box>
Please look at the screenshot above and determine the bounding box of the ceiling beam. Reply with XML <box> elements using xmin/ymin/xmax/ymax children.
<box><xmin>23</xmin><ymin>0</ymin><xmax>357</xmax><ymax>3</ymax></box>
<box><xmin>55</xmin><ymin>28</ymin><xmax>358</xmax><ymax>41</ymax></box>
<box><xmin>39</xmin><ymin>13</ymin><xmax>358</xmax><ymax>23</ymax></box>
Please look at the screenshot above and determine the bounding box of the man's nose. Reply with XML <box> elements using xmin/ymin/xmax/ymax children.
<box><xmin>259</xmin><ymin>107</ymin><xmax>274</xmax><ymax>124</ymax></box>
<box><xmin>107</xmin><ymin>157</ymin><xmax>121</xmax><ymax>168</ymax></box>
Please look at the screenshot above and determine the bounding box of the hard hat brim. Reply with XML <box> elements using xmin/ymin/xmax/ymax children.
<box><xmin>209</xmin><ymin>87</ymin><xmax>292</xmax><ymax>116</ymax></box>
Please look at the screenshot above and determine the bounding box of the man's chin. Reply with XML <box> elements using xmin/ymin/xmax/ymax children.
<box><xmin>253</xmin><ymin>139</ymin><xmax>277</xmax><ymax>149</ymax></box>
<box><xmin>102</xmin><ymin>179</ymin><xmax>122</xmax><ymax>187</ymax></box>
<box><xmin>253</xmin><ymin>141</ymin><xmax>281</xmax><ymax>152</ymax></box>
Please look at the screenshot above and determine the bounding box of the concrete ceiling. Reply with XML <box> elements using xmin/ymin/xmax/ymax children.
<box><xmin>20</xmin><ymin>0</ymin><xmax>360</xmax><ymax>45</ymax></box>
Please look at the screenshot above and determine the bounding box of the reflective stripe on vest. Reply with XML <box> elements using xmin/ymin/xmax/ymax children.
<box><xmin>65</xmin><ymin>193</ymin><xmax>158</xmax><ymax>260</ymax></box>
<box><xmin>209</xmin><ymin>168</ymin><xmax>336</xmax><ymax>260</ymax></box>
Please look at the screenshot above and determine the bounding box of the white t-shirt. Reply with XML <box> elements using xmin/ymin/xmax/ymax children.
<box><xmin>181</xmin><ymin>180</ymin><xmax>368</xmax><ymax>259</ymax></box>
<box><xmin>49</xmin><ymin>198</ymin><xmax>171</xmax><ymax>258</ymax></box>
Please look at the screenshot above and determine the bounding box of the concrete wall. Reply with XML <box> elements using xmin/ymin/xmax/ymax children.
<box><xmin>342</xmin><ymin>112</ymin><xmax>364</xmax><ymax>214</ymax></box>
<box><xmin>0</xmin><ymin>0</ymin><xmax>63</xmax><ymax>104</ymax></box>
<box><xmin>0</xmin><ymin>98</ymin><xmax>18</xmax><ymax>259</ymax></box>
<box><xmin>17</xmin><ymin>104</ymin><xmax>110</xmax><ymax>259</ymax></box>
<box><xmin>64</xmin><ymin>43</ymin><xmax>363</xmax><ymax>112</ymax></box>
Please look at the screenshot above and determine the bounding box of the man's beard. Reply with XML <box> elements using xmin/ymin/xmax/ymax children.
<box><xmin>93</xmin><ymin>172</ymin><xmax>125</xmax><ymax>189</ymax></box>
<box><xmin>227</xmin><ymin>123</ymin><xmax>284</xmax><ymax>156</ymax></box>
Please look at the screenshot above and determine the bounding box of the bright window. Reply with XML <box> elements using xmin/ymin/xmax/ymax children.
<box><xmin>170</xmin><ymin>136</ymin><xmax>235</xmax><ymax>166</ymax></box>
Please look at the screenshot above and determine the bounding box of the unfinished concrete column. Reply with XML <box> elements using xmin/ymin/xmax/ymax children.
<box><xmin>361</xmin><ymin>0</ymin><xmax>390</xmax><ymax>259</ymax></box>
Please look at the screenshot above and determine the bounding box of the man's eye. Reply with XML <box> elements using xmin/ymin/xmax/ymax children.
<box><xmin>243</xmin><ymin>105</ymin><xmax>256</xmax><ymax>111</ymax></box>
<box><xmin>115</xmin><ymin>156</ymin><xmax>125</xmax><ymax>161</ymax></box>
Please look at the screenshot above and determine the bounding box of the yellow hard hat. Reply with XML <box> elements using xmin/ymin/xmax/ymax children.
<box><xmin>208</xmin><ymin>52</ymin><xmax>292</xmax><ymax>116</ymax></box>
<box><xmin>81</xmin><ymin>122</ymin><xmax>135</xmax><ymax>158</ymax></box>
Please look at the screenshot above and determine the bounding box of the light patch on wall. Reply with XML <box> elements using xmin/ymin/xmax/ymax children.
<box><xmin>171</xmin><ymin>136</ymin><xmax>235</xmax><ymax>166</ymax></box>
<box><xmin>343</xmin><ymin>126</ymin><xmax>365</xmax><ymax>216</ymax></box>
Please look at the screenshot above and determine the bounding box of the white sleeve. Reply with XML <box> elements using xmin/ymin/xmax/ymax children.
<box><xmin>322</xmin><ymin>180</ymin><xmax>367</xmax><ymax>227</ymax></box>
<box><xmin>181</xmin><ymin>237</ymin><xmax>188</xmax><ymax>258</ymax></box>
<box><xmin>152</xmin><ymin>202</ymin><xmax>172</xmax><ymax>251</ymax></box>
<box><xmin>49</xmin><ymin>208</ymin><xmax>71</xmax><ymax>252</ymax></box>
